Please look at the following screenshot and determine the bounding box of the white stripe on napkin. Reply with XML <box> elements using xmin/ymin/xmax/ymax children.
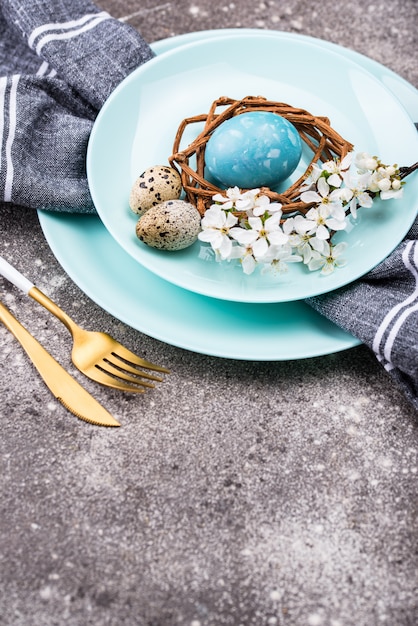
<box><xmin>36</xmin><ymin>60</ymin><xmax>49</xmax><ymax>76</ymax></box>
<box><xmin>4</xmin><ymin>75</ymin><xmax>20</xmax><ymax>202</ymax></box>
<box><xmin>0</xmin><ymin>77</ymin><xmax>7</xmax><ymax>176</ymax></box>
<box><xmin>373</xmin><ymin>240</ymin><xmax>418</xmax><ymax>369</ymax></box>
<box><xmin>36</xmin><ymin>61</ymin><xmax>57</xmax><ymax>78</ymax></box>
<box><xmin>28</xmin><ymin>12</ymin><xmax>106</xmax><ymax>48</ymax></box>
<box><xmin>28</xmin><ymin>11</ymin><xmax>110</xmax><ymax>56</ymax></box>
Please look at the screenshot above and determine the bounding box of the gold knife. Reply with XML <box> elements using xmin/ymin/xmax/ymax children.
<box><xmin>0</xmin><ymin>300</ymin><xmax>120</xmax><ymax>427</ymax></box>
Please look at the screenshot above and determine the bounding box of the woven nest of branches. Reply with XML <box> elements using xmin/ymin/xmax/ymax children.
<box><xmin>169</xmin><ymin>95</ymin><xmax>354</xmax><ymax>216</ymax></box>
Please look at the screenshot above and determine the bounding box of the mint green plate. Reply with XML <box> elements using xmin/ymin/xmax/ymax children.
<box><xmin>87</xmin><ymin>31</ymin><xmax>418</xmax><ymax>304</ymax></box>
<box><xmin>38</xmin><ymin>30</ymin><xmax>418</xmax><ymax>360</ymax></box>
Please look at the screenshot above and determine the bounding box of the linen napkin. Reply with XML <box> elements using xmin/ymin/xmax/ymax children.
<box><xmin>0</xmin><ymin>0</ymin><xmax>154</xmax><ymax>212</ymax></box>
<box><xmin>1</xmin><ymin>0</ymin><xmax>417</xmax><ymax>412</ymax></box>
<box><xmin>307</xmin><ymin>217</ymin><xmax>418</xmax><ymax>412</ymax></box>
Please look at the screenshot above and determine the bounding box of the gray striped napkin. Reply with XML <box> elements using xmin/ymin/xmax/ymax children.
<box><xmin>0</xmin><ymin>0</ymin><xmax>417</xmax><ymax>412</ymax></box>
<box><xmin>0</xmin><ymin>0</ymin><xmax>154</xmax><ymax>212</ymax></box>
<box><xmin>308</xmin><ymin>218</ymin><xmax>418</xmax><ymax>412</ymax></box>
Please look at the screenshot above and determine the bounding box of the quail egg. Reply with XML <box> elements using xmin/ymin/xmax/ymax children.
<box><xmin>129</xmin><ymin>165</ymin><xmax>182</xmax><ymax>215</ymax></box>
<box><xmin>135</xmin><ymin>199</ymin><xmax>201</xmax><ymax>251</ymax></box>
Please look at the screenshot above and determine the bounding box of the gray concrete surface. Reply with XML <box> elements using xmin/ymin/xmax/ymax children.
<box><xmin>1</xmin><ymin>1</ymin><xmax>418</xmax><ymax>625</ymax></box>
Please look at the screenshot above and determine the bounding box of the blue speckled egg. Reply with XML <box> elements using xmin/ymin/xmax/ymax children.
<box><xmin>204</xmin><ymin>111</ymin><xmax>302</xmax><ymax>189</ymax></box>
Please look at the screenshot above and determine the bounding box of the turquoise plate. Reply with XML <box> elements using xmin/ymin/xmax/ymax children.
<box><xmin>87</xmin><ymin>32</ymin><xmax>418</xmax><ymax>303</ymax></box>
<box><xmin>38</xmin><ymin>30</ymin><xmax>418</xmax><ymax>360</ymax></box>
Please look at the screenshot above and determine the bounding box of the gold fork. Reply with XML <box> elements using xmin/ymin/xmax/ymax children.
<box><xmin>0</xmin><ymin>299</ymin><xmax>120</xmax><ymax>427</ymax></box>
<box><xmin>0</xmin><ymin>256</ymin><xmax>169</xmax><ymax>393</ymax></box>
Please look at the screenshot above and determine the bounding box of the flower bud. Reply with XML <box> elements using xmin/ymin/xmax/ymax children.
<box><xmin>366</xmin><ymin>158</ymin><xmax>379</xmax><ymax>170</ymax></box>
<box><xmin>378</xmin><ymin>178</ymin><xmax>391</xmax><ymax>192</ymax></box>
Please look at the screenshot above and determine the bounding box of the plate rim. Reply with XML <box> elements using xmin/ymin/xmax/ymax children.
<box><xmin>87</xmin><ymin>30</ymin><xmax>418</xmax><ymax>304</ymax></box>
<box><xmin>38</xmin><ymin>28</ymin><xmax>418</xmax><ymax>360</ymax></box>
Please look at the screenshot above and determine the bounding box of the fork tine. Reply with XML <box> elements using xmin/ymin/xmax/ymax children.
<box><xmin>98</xmin><ymin>359</ymin><xmax>158</xmax><ymax>388</ymax></box>
<box><xmin>92</xmin><ymin>366</ymin><xmax>149</xmax><ymax>393</ymax></box>
<box><xmin>111</xmin><ymin>345</ymin><xmax>170</xmax><ymax>374</ymax></box>
<box><xmin>107</xmin><ymin>354</ymin><xmax>165</xmax><ymax>382</ymax></box>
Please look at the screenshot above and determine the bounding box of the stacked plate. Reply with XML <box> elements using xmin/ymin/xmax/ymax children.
<box><xmin>38</xmin><ymin>30</ymin><xmax>418</xmax><ymax>360</ymax></box>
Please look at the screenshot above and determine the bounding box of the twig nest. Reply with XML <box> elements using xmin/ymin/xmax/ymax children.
<box><xmin>129</xmin><ymin>165</ymin><xmax>182</xmax><ymax>215</ymax></box>
<box><xmin>169</xmin><ymin>95</ymin><xmax>354</xmax><ymax>215</ymax></box>
<box><xmin>135</xmin><ymin>199</ymin><xmax>201</xmax><ymax>250</ymax></box>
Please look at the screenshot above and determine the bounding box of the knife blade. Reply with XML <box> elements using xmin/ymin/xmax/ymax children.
<box><xmin>0</xmin><ymin>300</ymin><xmax>120</xmax><ymax>427</ymax></box>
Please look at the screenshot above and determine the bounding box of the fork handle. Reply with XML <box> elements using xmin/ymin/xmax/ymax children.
<box><xmin>0</xmin><ymin>255</ymin><xmax>34</xmax><ymax>293</ymax></box>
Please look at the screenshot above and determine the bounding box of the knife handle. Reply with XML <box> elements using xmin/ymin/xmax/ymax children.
<box><xmin>0</xmin><ymin>255</ymin><xmax>34</xmax><ymax>293</ymax></box>
<box><xmin>0</xmin><ymin>299</ymin><xmax>38</xmax><ymax>348</ymax></box>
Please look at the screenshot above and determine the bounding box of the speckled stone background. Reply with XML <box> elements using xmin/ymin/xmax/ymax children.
<box><xmin>1</xmin><ymin>1</ymin><xmax>418</xmax><ymax>625</ymax></box>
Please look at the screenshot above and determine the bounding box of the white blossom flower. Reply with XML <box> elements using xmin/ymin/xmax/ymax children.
<box><xmin>322</xmin><ymin>152</ymin><xmax>353</xmax><ymax>187</ymax></box>
<box><xmin>235</xmin><ymin>188</ymin><xmax>263</xmax><ymax>211</ymax></box>
<box><xmin>355</xmin><ymin>152</ymin><xmax>379</xmax><ymax>172</ymax></box>
<box><xmin>230</xmin><ymin>213</ymin><xmax>287</xmax><ymax>256</ymax></box>
<box><xmin>228</xmin><ymin>244</ymin><xmax>258</xmax><ymax>275</ymax></box>
<box><xmin>302</xmin><ymin>153</ymin><xmax>353</xmax><ymax>192</ymax></box>
<box><xmin>251</xmin><ymin>193</ymin><xmax>283</xmax><ymax>217</ymax></box>
<box><xmin>300</xmin><ymin>176</ymin><xmax>344</xmax><ymax>213</ymax></box>
<box><xmin>241</xmin><ymin>253</ymin><xmax>257</xmax><ymax>274</ymax></box>
<box><xmin>212</xmin><ymin>186</ymin><xmax>258</xmax><ymax>211</ymax></box>
<box><xmin>300</xmin><ymin>163</ymin><xmax>323</xmax><ymax>190</ymax></box>
<box><xmin>212</xmin><ymin>186</ymin><xmax>243</xmax><ymax>205</ymax></box>
<box><xmin>246</xmin><ymin>213</ymin><xmax>289</xmax><ymax>259</ymax></box>
<box><xmin>198</xmin><ymin>206</ymin><xmax>238</xmax><ymax>259</ymax></box>
<box><xmin>308</xmin><ymin>241</ymin><xmax>348</xmax><ymax>275</ymax></box>
<box><xmin>261</xmin><ymin>243</ymin><xmax>303</xmax><ymax>274</ymax></box>
<box><xmin>340</xmin><ymin>171</ymin><xmax>374</xmax><ymax>218</ymax></box>
<box><xmin>304</xmin><ymin>204</ymin><xmax>347</xmax><ymax>240</ymax></box>
<box><xmin>283</xmin><ymin>215</ymin><xmax>325</xmax><ymax>263</ymax></box>
<box><xmin>212</xmin><ymin>187</ymin><xmax>283</xmax><ymax>216</ymax></box>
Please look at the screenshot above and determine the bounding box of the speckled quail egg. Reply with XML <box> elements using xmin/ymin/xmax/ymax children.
<box><xmin>129</xmin><ymin>165</ymin><xmax>182</xmax><ymax>215</ymax></box>
<box><xmin>135</xmin><ymin>199</ymin><xmax>201</xmax><ymax>251</ymax></box>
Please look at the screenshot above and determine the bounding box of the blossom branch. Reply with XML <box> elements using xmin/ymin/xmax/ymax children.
<box><xmin>197</xmin><ymin>151</ymin><xmax>417</xmax><ymax>277</ymax></box>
